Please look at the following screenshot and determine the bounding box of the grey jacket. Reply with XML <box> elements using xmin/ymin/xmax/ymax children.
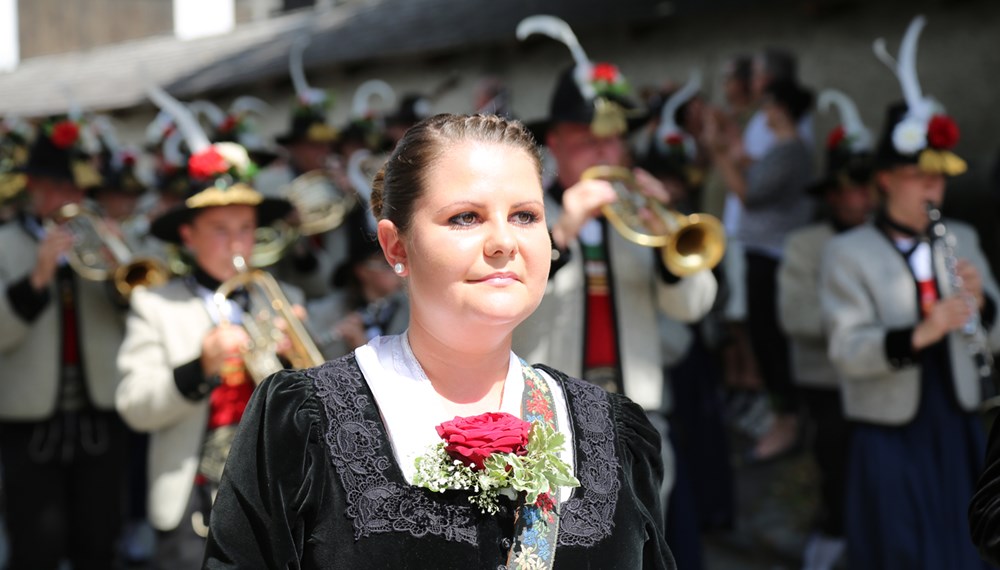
<box><xmin>779</xmin><ymin>222</ymin><xmax>839</xmax><ymax>387</ymax></box>
<box><xmin>513</xmin><ymin>191</ymin><xmax>718</xmax><ymax>412</ymax></box>
<box><xmin>819</xmin><ymin>221</ymin><xmax>1000</xmax><ymax>424</ymax></box>
<box><xmin>0</xmin><ymin>221</ymin><xmax>125</xmax><ymax>419</ymax></box>
<box><xmin>116</xmin><ymin>277</ymin><xmax>303</xmax><ymax>530</ymax></box>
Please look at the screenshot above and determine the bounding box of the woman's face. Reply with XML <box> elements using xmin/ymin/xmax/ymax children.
<box><xmin>382</xmin><ymin>141</ymin><xmax>550</xmax><ymax>335</ymax></box>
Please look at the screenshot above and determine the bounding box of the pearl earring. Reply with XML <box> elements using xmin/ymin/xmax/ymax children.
<box><xmin>393</xmin><ymin>262</ymin><xmax>405</xmax><ymax>274</ymax></box>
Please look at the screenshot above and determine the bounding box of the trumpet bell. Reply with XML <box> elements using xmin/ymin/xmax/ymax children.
<box><xmin>580</xmin><ymin>165</ymin><xmax>726</xmax><ymax>277</ymax></box>
<box><xmin>250</xmin><ymin>169</ymin><xmax>357</xmax><ymax>268</ymax></box>
<box><xmin>112</xmin><ymin>257</ymin><xmax>171</xmax><ymax>298</ymax></box>
<box><xmin>661</xmin><ymin>213</ymin><xmax>726</xmax><ymax>277</ymax></box>
<box><xmin>49</xmin><ymin>203</ymin><xmax>175</xmax><ymax>298</ymax></box>
<box><xmin>286</xmin><ymin>170</ymin><xmax>354</xmax><ymax>235</ymax></box>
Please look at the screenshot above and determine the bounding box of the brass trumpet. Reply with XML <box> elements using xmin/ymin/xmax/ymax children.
<box><xmin>214</xmin><ymin>255</ymin><xmax>325</xmax><ymax>384</ymax></box>
<box><xmin>580</xmin><ymin>165</ymin><xmax>725</xmax><ymax>277</ymax></box>
<box><xmin>251</xmin><ymin>170</ymin><xmax>356</xmax><ymax>268</ymax></box>
<box><xmin>48</xmin><ymin>203</ymin><xmax>170</xmax><ymax>298</ymax></box>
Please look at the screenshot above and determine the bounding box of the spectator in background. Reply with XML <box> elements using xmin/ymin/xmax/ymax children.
<box><xmin>701</xmin><ymin>55</ymin><xmax>765</xmax><ymax>433</ymax></box>
<box><xmin>777</xmin><ymin>89</ymin><xmax>876</xmax><ymax>570</ymax></box>
<box><xmin>712</xmin><ymin>79</ymin><xmax>816</xmax><ymax>463</ymax></box>
<box><xmin>307</xmin><ymin>229</ymin><xmax>408</xmax><ymax>360</ymax></box>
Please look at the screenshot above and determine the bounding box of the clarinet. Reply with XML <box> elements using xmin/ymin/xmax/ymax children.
<box><xmin>926</xmin><ymin>202</ymin><xmax>998</xmax><ymax>408</ymax></box>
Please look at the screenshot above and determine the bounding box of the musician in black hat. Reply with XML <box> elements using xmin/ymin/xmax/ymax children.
<box><xmin>307</xmin><ymin>229</ymin><xmax>407</xmax><ymax>359</ymax></box>
<box><xmin>821</xmin><ymin>16</ymin><xmax>997</xmax><ymax>569</ymax></box>
<box><xmin>0</xmin><ymin>116</ymin><xmax>129</xmax><ymax>570</ymax></box>
<box><xmin>512</xmin><ymin>16</ymin><xmax>718</xmax><ymax>526</ymax></box>
<box><xmin>115</xmin><ymin>136</ymin><xmax>305</xmax><ymax>568</ymax></box>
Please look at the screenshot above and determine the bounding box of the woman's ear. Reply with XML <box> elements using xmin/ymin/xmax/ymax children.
<box><xmin>377</xmin><ymin>219</ymin><xmax>408</xmax><ymax>276</ymax></box>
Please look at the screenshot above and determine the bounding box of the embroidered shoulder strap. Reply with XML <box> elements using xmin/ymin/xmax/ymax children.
<box><xmin>507</xmin><ymin>359</ymin><xmax>562</xmax><ymax>569</ymax></box>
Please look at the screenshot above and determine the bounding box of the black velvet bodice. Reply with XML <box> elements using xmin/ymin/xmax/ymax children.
<box><xmin>203</xmin><ymin>355</ymin><xmax>675</xmax><ymax>569</ymax></box>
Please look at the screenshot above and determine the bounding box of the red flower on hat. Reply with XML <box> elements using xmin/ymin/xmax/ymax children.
<box><xmin>927</xmin><ymin>115</ymin><xmax>959</xmax><ymax>150</ymax></box>
<box><xmin>188</xmin><ymin>147</ymin><xmax>230</xmax><ymax>180</ymax></box>
<box><xmin>219</xmin><ymin>115</ymin><xmax>239</xmax><ymax>134</ymax></box>
<box><xmin>592</xmin><ymin>63</ymin><xmax>621</xmax><ymax>84</ymax></box>
<box><xmin>826</xmin><ymin>125</ymin><xmax>846</xmax><ymax>151</ymax></box>
<box><xmin>665</xmin><ymin>133</ymin><xmax>685</xmax><ymax>147</ymax></box>
<box><xmin>50</xmin><ymin>121</ymin><xmax>80</xmax><ymax>149</ymax></box>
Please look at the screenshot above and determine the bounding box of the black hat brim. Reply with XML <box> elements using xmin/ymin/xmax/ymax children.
<box><xmin>150</xmin><ymin>197</ymin><xmax>292</xmax><ymax>244</ymax></box>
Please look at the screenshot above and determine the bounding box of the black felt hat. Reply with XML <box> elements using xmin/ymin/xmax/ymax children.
<box><xmin>516</xmin><ymin>16</ymin><xmax>646</xmax><ymax>143</ymax></box>
<box><xmin>22</xmin><ymin>117</ymin><xmax>102</xmax><ymax>189</ymax></box>
<box><xmin>150</xmin><ymin>176</ymin><xmax>291</xmax><ymax>244</ymax></box>
<box><xmin>275</xmin><ymin>107</ymin><xmax>338</xmax><ymax>146</ymax></box>
<box><xmin>385</xmin><ymin>94</ymin><xmax>433</xmax><ymax>129</ymax></box>
<box><xmin>808</xmin><ymin>89</ymin><xmax>875</xmax><ymax>195</ymax></box>
<box><xmin>869</xmin><ymin>16</ymin><xmax>965</xmax><ymax>177</ymax></box>
<box><xmin>528</xmin><ymin>66</ymin><xmax>647</xmax><ymax>143</ymax></box>
<box><xmin>872</xmin><ymin>102</ymin><xmax>965</xmax><ymax>176</ymax></box>
<box><xmin>332</xmin><ymin>228</ymin><xmax>385</xmax><ymax>289</ymax></box>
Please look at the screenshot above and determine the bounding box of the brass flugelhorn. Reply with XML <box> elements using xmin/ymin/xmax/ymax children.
<box><xmin>47</xmin><ymin>203</ymin><xmax>170</xmax><ymax>298</ymax></box>
<box><xmin>213</xmin><ymin>254</ymin><xmax>325</xmax><ymax>384</ymax></box>
<box><xmin>580</xmin><ymin>165</ymin><xmax>725</xmax><ymax>277</ymax></box>
<box><xmin>251</xmin><ymin>170</ymin><xmax>356</xmax><ymax>268</ymax></box>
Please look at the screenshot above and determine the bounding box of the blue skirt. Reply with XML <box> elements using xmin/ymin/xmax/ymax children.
<box><xmin>846</xmin><ymin>352</ymin><xmax>988</xmax><ymax>569</ymax></box>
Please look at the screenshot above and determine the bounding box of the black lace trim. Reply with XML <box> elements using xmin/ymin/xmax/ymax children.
<box><xmin>309</xmin><ymin>355</ymin><xmax>477</xmax><ymax>544</ymax></box>
<box><xmin>309</xmin><ymin>355</ymin><xmax>619</xmax><ymax>547</ymax></box>
<box><xmin>539</xmin><ymin>367</ymin><xmax>621</xmax><ymax>548</ymax></box>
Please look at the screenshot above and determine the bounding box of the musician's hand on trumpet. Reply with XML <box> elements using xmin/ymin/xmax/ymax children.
<box><xmin>31</xmin><ymin>227</ymin><xmax>74</xmax><ymax>291</ymax></box>
<box><xmin>551</xmin><ymin>178</ymin><xmax>616</xmax><ymax>250</ymax></box>
<box><xmin>201</xmin><ymin>324</ymin><xmax>252</xmax><ymax>386</ymax></box>
<box><xmin>272</xmin><ymin>304</ymin><xmax>310</xmax><ymax>359</ymax></box>
<box><xmin>631</xmin><ymin>167</ymin><xmax>674</xmax><ymax>236</ymax></box>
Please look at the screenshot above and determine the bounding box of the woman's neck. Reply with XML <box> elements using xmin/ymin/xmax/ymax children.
<box><xmin>406</xmin><ymin>318</ymin><xmax>513</xmax><ymax>416</ymax></box>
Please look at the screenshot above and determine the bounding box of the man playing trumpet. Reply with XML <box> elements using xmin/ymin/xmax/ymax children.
<box><xmin>512</xmin><ymin>16</ymin><xmax>719</xmax><ymax>539</ymax></box>
<box><xmin>115</xmin><ymin>138</ymin><xmax>307</xmax><ymax>569</ymax></box>
<box><xmin>0</xmin><ymin>117</ymin><xmax>129</xmax><ymax>570</ymax></box>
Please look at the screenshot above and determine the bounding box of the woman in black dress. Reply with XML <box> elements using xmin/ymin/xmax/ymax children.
<box><xmin>203</xmin><ymin>113</ymin><xmax>675</xmax><ymax>569</ymax></box>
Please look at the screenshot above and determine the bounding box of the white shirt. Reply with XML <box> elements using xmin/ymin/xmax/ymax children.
<box><xmin>354</xmin><ymin>333</ymin><xmax>576</xmax><ymax>501</ymax></box>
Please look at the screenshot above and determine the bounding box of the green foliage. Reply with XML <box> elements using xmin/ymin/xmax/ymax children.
<box><xmin>413</xmin><ymin>422</ymin><xmax>580</xmax><ymax>514</ymax></box>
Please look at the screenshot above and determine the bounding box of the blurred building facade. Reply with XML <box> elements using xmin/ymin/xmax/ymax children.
<box><xmin>0</xmin><ymin>0</ymin><xmax>997</xmax><ymax>170</ymax></box>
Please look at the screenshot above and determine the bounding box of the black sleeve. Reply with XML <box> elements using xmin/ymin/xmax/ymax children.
<box><xmin>548</xmin><ymin>233</ymin><xmax>572</xmax><ymax>280</ymax></box>
<box><xmin>982</xmin><ymin>295</ymin><xmax>997</xmax><ymax>331</ymax></box>
<box><xmin>203</xmin><ymin>370</ymin><xmax>326</xmax><ymax>569</ymax></box>
<box><xmin>884</xmin><ymin>327</ymin><xmax>918</xmax><ymax>369</ymax></box>
<box><xmin>610</xmin><ymin>393</ymin><xmax>678</xmax><ymax>570</ymax></box>
<box><xmin>6</xmin><ymin>275</ymin><xmax>52</xmax><ymax>323</ymax></box>
<box><xmin>653</xmin><ymin>249</ymin><xmax>682</xmax><ymax>285</ymax></box>
<box><xmin>969</xmin><ymin>416</ymin><xmax>1000</xmax><ymax>565</ymax></box>
<box><xmin>291</xmin><ymin>247</ymin><xmax>319</xmax><ymax>274</ymax></box>
<box><xmin>173</xmin><ymin>358</ymin><xmax>218</xmax><ymax>401</ymax></box>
